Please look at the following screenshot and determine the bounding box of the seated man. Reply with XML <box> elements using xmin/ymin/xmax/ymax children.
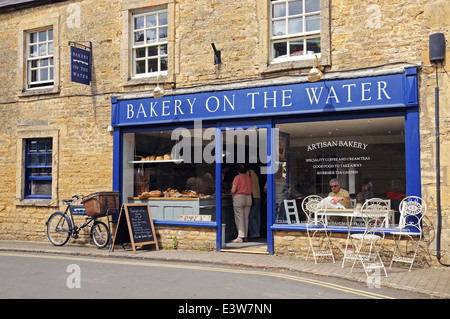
<box><xmin>328</xmin><ymin>178</ymin><xmax>351</xmax><ymax>209</ymax></box>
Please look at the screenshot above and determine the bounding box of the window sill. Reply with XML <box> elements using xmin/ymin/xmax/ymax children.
<box><xmin>15</xmin><ymin>198</ymin><xmax>58</xmax><ymax>207</ymax></box>
<box><xmin>18</xmin><ymin>86</ymin><xmax>59</xmax><ymax>97</ymax></box>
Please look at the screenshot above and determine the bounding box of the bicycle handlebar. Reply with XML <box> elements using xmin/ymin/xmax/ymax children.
<box><xmin>62</xmin><ymin>195</ymin><xmax>84</xmax><ymax>205</ymax></box>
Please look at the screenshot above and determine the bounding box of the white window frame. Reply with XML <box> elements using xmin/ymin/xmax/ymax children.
<box><xmin>131</xmin><ymin>8</ymin><xmax>168</xmax><ymax>78</ymax></box>
<box><xmin>26</xmin><ymin>28</ymin><xmax>54</xmax><ymax>89</ymax></box>
<box><xmin>270</xmin><ymin>0</ymin><xmax>321</xmax><ymax>63</ymax></box>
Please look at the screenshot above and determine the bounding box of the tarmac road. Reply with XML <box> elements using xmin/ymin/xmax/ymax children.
<box><xmin>0</xmin><ymin>252</ymin><xmax>427</xmax><ymax>300</ymax></box>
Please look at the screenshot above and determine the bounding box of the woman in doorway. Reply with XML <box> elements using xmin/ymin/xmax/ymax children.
<box><xmin>230</xmin><ymin>164</ymin><xmax>253</xmax><ymax>243</ymax></box>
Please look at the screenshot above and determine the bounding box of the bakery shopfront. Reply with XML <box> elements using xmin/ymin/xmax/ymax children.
<box><xmin>110</xmin><ymin>67</ymin><xmax>420</xmax><ymax>255</ymax></box>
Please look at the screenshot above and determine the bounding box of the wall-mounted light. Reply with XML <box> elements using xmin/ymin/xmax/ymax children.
<box><xmin>211</xmin><ymin>43</ymin><xmax>222</xmax><ymax>65</ymax></box>
<box><xmin>307</xmin><ymin>55</ymin><xmax>324</xmax><ymax>82</ymax></box>
<box><xmin>153</xmin><ymin>74</ymin><xmax>174</xmax><ymax>98</ymax></box>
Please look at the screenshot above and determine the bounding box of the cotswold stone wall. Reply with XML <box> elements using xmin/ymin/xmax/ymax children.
<box><xmin>0</xmin><ymin>0</ymin><xmax>448</xmax><ymax>262</ymax></box>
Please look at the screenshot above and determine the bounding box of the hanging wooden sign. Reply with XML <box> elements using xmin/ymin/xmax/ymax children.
<box><xmin>111</xmin><ymin>203</ymin><xmax>159</xmax><ymax>253</ymax></box>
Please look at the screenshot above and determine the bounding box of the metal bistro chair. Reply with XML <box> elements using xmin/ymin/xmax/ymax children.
<box><xmin>301</xmin><ymin>195</ymin><xmax>335</xmax><ymax>264</ymax></box>
<box><xmin>390</xmin><ymin>196</ymin><xmax>427</xmax><ymax>272</ymax></box>
<box><xmin>350</xmin><ymin>198</ymin><xmax>389</xmax><ymax>277</ymax></box>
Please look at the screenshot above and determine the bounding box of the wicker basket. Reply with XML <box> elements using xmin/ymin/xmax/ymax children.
<box><xmin>82</xmin><ymin>191</ymin><xmax>119</xmax><ymax>217</ymax></box>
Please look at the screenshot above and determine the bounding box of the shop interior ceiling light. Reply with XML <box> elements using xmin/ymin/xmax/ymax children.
<box><xmin>153</xmin><ymin>74</ymin><xmax>174</xmax><ymax>98</ymax></box>
<box><xmin>308</xmin><ymin>55</ymin><xmax>324</xmax><ymax>82</ymax></box>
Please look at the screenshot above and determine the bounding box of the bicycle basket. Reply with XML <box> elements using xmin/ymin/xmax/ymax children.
<box><xmin>82</xmin><ymin>191</ymin><xmax>119</xmax><ymax>217</ymax></box>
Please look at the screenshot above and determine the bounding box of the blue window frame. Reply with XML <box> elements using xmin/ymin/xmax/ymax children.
<box><xmin>25</xmin><ymin>138</ymin><xmax>52</xmax><ymax>199</ymax></box>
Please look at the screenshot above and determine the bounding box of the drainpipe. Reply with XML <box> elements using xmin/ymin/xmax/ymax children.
<box><xmin>430</xmin><ymin>32</ymin><xmax>449</xmax><ymax>266</ymax></box>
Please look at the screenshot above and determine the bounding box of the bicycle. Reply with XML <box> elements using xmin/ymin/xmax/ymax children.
<box><xmin>46</xmin><ymin>195</ymin><xmax>111</xmax><ymax>249</ymax></box>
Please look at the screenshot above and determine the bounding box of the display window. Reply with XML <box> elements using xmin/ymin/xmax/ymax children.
<box><xmin>122</xmin><ymin>128</ymin><xmax>216</xmax><ymax>222</ymax></box>
<box><xmin>275</xmin><ymin>116</ymin><xmax>406</xmax><ymax>226</ymax></box>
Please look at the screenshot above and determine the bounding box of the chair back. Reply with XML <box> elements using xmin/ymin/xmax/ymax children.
<box><xmin>361</xmin><ymin>198</ymin><xmax>389</xmax><ymax>235</ymax></box>
<box><xmin>284</xmin><ymin>199</ymin><xmax>300</xmax><ymax>224</ymax></box>
<box><xmin>301</xmin><ymin>195</ymin><xmax>326</xmax><ymax>226</ymax></box>
<box><xmin>398</xmin><ymin>196</ymin><xmax>426</xmax><ymax>232</ymax></box>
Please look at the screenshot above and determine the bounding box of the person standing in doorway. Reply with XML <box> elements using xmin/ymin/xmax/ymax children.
<box><xmin>231</xmin><ymin>164</ymin><xmax>253</xmax><ymax>243</ymax></box>
<box><xmin>247</xmin><ymin>168</ymin><xmax>261</xmax><ymax>239</ymax></box>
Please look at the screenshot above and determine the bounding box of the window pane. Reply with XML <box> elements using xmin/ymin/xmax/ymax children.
<box><xmin>275</xmin><ymin>117</ymin><xmax>406</xmax><ymax>225</ymax></box>
<box><xmin>148</xmin><ymin>58</ymin><xmax>158</xmax><ymax>73</ymax></box>
<box><xmin>30</xmin><ymin>45</ymin><xmax>38</xmax><ymax>57</ymax></box>
<box><xmin>135</xmin><ymin>16</ymin><xmax>144</xmax><ymax>30</ymax></box>
<box><xmin>273</xmin><ymin>3</ymin><xmax>286</xmax><ymax>18</ymax></box>
<box><xmin>146</xmin><ymin>29</ymin><xmax>157</xmax><ymax>43</ymax></box>
<box><xmin>161</xmin><ymin>57</ymin><xmax>168</xmax><ymax>71</ymax></box>
<box><xmin>41</xmin><ymin>59</ymin><xmax>48</xmax><ymax>67</ymax></box>
<box><xmin>49</xmin><ymin>67</ymin><xmax>54</xmax><ymax>80</ymax></box>
<box><xmin>289</xmin><ymin>1</ymin><xmax>303</xmax><ymax>15</ymax></box>
<box><xmin>147</xmin><ymin>46</ymin><xmax>158</xmax><ymax>57</ymax></box>
<box><xmin>146</xmin><ymin>14</ymin><xmax>157</xmax><ymax>27</ymax></box>
<box><xmin>40</xmin><ymin>68</ymin><xmax>48</xmax><ymax>81</ymax></box>
<box><xmin>305</xmin><ymin>0</ymin><xmax>320</xmax><ymax>12</ymax></box>
<box><xmin>136</xmin><ymin>60</ymin><xmax>146</xmax><ymax>74</ymax></box>
<box><xmin>30</xmin><ymin>32</ymin><xmax>37</xmax><ymax>43</ymax></box>
<box><xmin>31</xmin><ymin>70</ymin><xmax>38</xmax><ymax>82</ymax></box>
<box><xmin>48</xmin><ymin>29</ymin><xmax>53</xmax><ymax>41</ymax></box>
<box><xmin>38</xmin><ymin>31</ymin><xmax>47</xmax><ymax>42</ymax></box>
<box><xmin>272</xmin><ymin>20</ymin><xmax>286</xmax><ymax>36</ymax></box>
<box><xmin>160</xmin><ymin>44</ymin><xmax>168</xmax><ymax>55</ymax></box>
<box><xmin>306</xmin><ymin>37</ymin><xmax>321</xmax><ymax>54</ymax></box>
<box><xmin>31</xmin><ymin>60</ymin><xmax>38</xmax><ymax>68</ymax></box>
<box><xmin>159</xmin><ymin>27</ymin><xmax>168</xmax><ymax>41</ymax></box>
<box><xmin>39</xmin><ymin>43</ymin><xmax>47</xmax><ymax>56</ymax></box>
<box><xmin>134</xmin><ymin>31</ymin><xmax>144</xmax><ymax>44</ymax></box>
<box><xmin>290</xmin><ymin>40</ymin><xmax>304</xmax><ymax>56</ymax></box>
<box><xmin>159</xmin><ymin>12</ymin><xmax>168</xmax><ymax>25</ymax></box>
<box><xmin>274</xmin><ymin>42</ymin><xmax>287</xmax><ymax>58</ymax></box>
<box><xmin>48</xmin><ymin>42</ymin><xmax>54</xmax><ymax>55</ymax></box>
<box><xmin>306</xmin><ymin>15</ymin><xmax>320</xmax><ymax>31</ymax></box>
<box><xmin>289</xmin><ymin>17</ymin><xmax>302</xmax><ymax>34</ymax></box>
<box><xmin>136</xmin><ymin>47</ymin><xmax>146</xmax><ymax>58</ymax></box>
<box><xmin>30</xmin><ymin>180</ymin><xmax>52</xmax><ymax>196</ymax></box>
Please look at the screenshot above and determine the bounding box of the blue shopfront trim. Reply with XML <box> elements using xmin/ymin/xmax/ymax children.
<box><xmin>111</xmin><ymin>68</ymin><xmax>420</xmax><ymax>254</ymax></box>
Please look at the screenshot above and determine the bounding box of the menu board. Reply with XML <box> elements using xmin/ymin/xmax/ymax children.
<box><xmin>111</xmin><ymin>203</ymin><xmax>159</xmax><ymax>253</ymax></box>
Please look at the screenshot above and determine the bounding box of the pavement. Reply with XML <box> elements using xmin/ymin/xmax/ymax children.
<box><xmin>0</xmin><ymin>239</ymin><xmax>449</xmax><ymax>299</ymax></box>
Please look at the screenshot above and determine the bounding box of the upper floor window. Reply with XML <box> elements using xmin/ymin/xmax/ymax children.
<box><xmin>270</xmin><ymin>0</ymin><xmax>321</xmax><ymax>62</ymax></box>
<box><xmin>27</xmin><ymin>29</ymin><xmax>54</xmax><ymax>89</ymax></box>
<box><xmin>132</xmin><ymin>8</ymin><xmax>168</xmax><ymax>77</ymax></box>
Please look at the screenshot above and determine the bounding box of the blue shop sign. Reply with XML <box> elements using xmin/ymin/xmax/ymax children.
<box><xmin>70</xmin><ymin>45</ymin><xmax>91</xmax><ymax>85</ymax></box>
<box><xmin>111</xmin><ymin>69</ymin><xmax>417</xmax><ymax>127</ymax></box>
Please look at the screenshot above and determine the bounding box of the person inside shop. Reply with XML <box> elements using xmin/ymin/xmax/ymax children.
<box><xmin>356</xmin><ymin>182</ymin><xmax>373</xmax><ymax>205</ymax></box>
<box><xmin>386</xmin><ymin>179</ymin><xmax>406</xmax><ymax>224</ymax></box>
<box><xmin>247</xmin><ymin>166</ymin><xmax>261</xmax><ymax>239</ymax></box>
<box><xmin>230</xmin><ymin>164</ymin><xmax>253</xmax><ymax>243</ymax></box>
<box><xmin>328</xmin><ymin>178</ymin><xmax>351</xmax><ymax>209</ymax></box>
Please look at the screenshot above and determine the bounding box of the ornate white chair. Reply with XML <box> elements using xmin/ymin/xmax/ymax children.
<box><xmin>350</xmin><ymin>198</ymin><xmax>389</xmax><ymax>277</ymax></box>
<box><xmin>301</xmin><ymin>195</ymin><xmax>335</xmax><ymax>264</ymax></box>
<box><xmin>284</xmin><ymin>199</ymin><xmax>300</xmax><ymax>224</ymax></box>
<box><xmin>389</xmin><ymin>196</ymin><xmax>426</xmax><ymax>272</ymax></box>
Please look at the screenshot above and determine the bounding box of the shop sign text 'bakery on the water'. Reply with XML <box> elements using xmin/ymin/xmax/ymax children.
<box><xmin>111</xmin><ymin>71</ymin><xmax>417</xmax><ymax>127</ymax></box>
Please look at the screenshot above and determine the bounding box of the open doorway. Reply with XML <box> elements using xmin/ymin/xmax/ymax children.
<box><xmin>219</xmin><ymin>127</ymin><xmax>268</xmax><ymax>253</ymax></box>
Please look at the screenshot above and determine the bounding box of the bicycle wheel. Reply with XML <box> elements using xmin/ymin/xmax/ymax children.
<box><xmin>46</xmin><ymin>212</ymin><xmax>71</xmax><ymax>246</ymax></box>
<box><xmin>91</xmin><ymin>220</ymin><xmax>110</xmax><ymax>249</ymax></box>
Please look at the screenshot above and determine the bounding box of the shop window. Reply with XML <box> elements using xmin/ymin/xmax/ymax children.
<box><xmin>131</xmin><ymin>8</ymin><xmax>168</xmax><ymax>78</ymax></box>
<box><xmin>24</xmin><ymin>138</ymin><xmax>53</xmax><ymax>199</ymax></box>
<box><xmin>275</xmin><ymin>117</ymin><xmax>406</xmax><ymax>226</ymax></box>
<box><xmin>123</xmin><ymin>129</ymin><xmax>216</xmax><ymax>222</ymax></box>
<box><xmin>27</xmin><ymin>29</ymin><xmax>54</xmax><ymax>89</ymax></box>
<box><xmin>270</xmin><ymin>0</ymin><xmax>321</xmax><ymax>61</ymax></box>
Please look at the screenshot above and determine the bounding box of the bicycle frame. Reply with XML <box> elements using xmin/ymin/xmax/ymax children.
<box><xmin>61</xmin><ymin>197</ymin><xmax>101</xmax><ymax>239</ymax></box>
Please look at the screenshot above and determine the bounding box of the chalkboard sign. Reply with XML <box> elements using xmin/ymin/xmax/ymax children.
<box><xmin>111</xmin><ymin>203</ymin><xmax>159</xmax><ymax>253</ymax></box>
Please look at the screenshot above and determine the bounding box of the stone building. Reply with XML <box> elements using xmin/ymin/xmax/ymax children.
<box><xmin>0</xmin><ymin>0</ymin><xmax>448</xmax><ymax>266</ymax></box>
